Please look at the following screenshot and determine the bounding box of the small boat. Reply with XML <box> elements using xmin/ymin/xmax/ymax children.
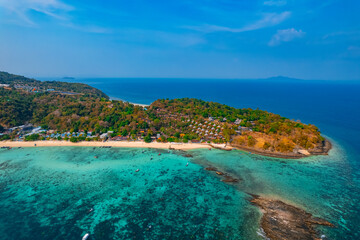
<box><xmin>158</xmin><ymin>153</ymin><xmax>161</xmax><ymax>156</ymax></box>
<box><xmin>94</xmin><ymin>156</ymin><xmax>98</xmax><ymax>159</ymax></box>
<box><xmin>135</xmin><ymin>169</ymin><xmax>140</xmax><ymax>172</ymax></box>
<box><xmin>186</xmin><ymin>162</ymin><xmax>189</xmax><ymax>167</ymax></box>
<box><xmin>82</xmin><ymin>233</ymin><xmax>90</xmax><ymax>240</ymax></box>
<box><xmin>88</xmin><ymin>208</ymin><xmax>93</xmax><ymax>213</ymax></box>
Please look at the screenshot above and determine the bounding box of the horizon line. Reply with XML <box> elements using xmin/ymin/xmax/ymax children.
<box><xmin>35</xmin><ymin>76</ymin><xmax>360</xmax><ymax>82</ymax></box>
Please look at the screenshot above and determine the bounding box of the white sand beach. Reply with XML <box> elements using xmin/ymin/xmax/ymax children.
<box><xmin>0</xmin><ymin>141</ymin><xmax>212</xmax><ymax>150</ymax></box>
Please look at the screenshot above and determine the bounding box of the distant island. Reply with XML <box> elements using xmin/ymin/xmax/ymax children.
<box><xmin>62</xmin><ymin>76</ymin><xmax>75</xmax><ymax>79</ymax></box>
<box><xmin>0</xmin><ymin>71</ymin><xmax>331</xmax><ymax>158</ymax></box>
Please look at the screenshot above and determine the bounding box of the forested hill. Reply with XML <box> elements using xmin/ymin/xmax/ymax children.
<box><xmin>0</xmin><ymin>71</ymin><xmax>108</xmax><ymax>99</ymax></box>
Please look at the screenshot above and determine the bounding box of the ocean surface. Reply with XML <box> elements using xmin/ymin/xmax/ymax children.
<box><xmin>2</xmin><ymin>78</ymin><xmax>360</xmax><ymax>239</ymax></box>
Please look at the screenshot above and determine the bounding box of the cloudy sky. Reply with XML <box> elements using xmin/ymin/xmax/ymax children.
<box><xmin>0</xmin><ymin>0</ymin><xmax>359</xmax><ymax>80</ymax></box>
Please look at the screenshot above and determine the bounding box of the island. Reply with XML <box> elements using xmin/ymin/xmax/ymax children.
<box><xmin>0</xmin><ymin>71</ymin><xmax>335</xmax><ymax>239</ymax></box>
<box><xmin>0</xmin><ymin>71</ymin><xmax>331</xmax><ymax>158</ymax></box>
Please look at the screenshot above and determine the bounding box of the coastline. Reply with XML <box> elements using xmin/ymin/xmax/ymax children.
<box><xmin>0</xmin><ymin>140</ymin><xmax>210</xmax><ymax>150</ymax></box>
<box><xmin>109</xmin><ymin>96</ymin><xmax>150</xmax><ymax>107</ymax></box>
<box><xmin>230</xmin><ymin>139</ymin><xmax>332</xmax><ymax>159</ymax></box>
<box><xmin>0</xmin><ymin>139</ymin><xmax>332</xmax><ymax>158</ymax></box>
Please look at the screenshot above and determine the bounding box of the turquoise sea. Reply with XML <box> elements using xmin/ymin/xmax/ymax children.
<box><xmin>2</xmin><ymin>78</ymin><xmax>360</xmax><ymax>239</ymax></box>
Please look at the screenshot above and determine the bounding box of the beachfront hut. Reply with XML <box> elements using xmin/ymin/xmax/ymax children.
<box><xmin>100</xmin><ymin>133</ymin><xmax>108</xmax><ymax>139</ymax></box>
<box><xmin>234</xmin><ymin>118</ymin><xmax>242</xmax><ymax>125</ymax></box>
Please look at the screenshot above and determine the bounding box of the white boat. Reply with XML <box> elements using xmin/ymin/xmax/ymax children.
<box><xmin>82</xmin><ymin>233</ymin><xmax>90</xmax><ymax>240</ymax></box>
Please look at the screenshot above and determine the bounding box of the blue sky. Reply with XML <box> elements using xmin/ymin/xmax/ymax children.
<box><xmin>0</xmin><ymin>0</ymin><xmax>359</xmax><ymax>80</ymax></box>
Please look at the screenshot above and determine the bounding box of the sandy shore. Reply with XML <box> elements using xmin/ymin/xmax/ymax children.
<box><xmin>0</xmin><ymin>141</ymin><xmax>211</xmax><ymax>150</ymax></box>
<box><xmin>109</xmin><ymin>96</ymin><xmax>150</xmax><ymax>107</ymax></box>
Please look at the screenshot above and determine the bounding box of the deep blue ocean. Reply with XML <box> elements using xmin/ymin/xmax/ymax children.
<box><xmin>1</xmin><ymin>78</ymin><xmax>360</xmax><ymax>239</ymax></box>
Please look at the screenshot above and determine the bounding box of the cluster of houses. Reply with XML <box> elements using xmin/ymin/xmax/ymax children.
<box><xmin>1</xmin><ymin>113</ymin><xmax>255</xmax><ymax>143</ymax></box>
<box><xmin>0</xmin><ymin>83</ymin><xmax>36</xmax><ymax>92</ymax></box>
<box><xmin>1</xmin><ymin>122</ymin><xmax>154</xmax><ymax>142</ymax></box>
<box><xmin>0</xmin><ymin>84</ymin><xmax>10</xmax><ymax>89</ymax></box>
<box><xmin>184</xmin><ymin>116</ymin><xmax>253</xmax><ymax>141</ymax></box>
<box><xmin>2</xmin><ymin>124</ymin><xmax>97</xmax><ymax>141</ymax></box>
<box><xmin>153</xmin><ymin>109</ymin><xmax>255</xmax><ymax>142</ymax></box>
<box><xmin>13</xmin><ymin>84</ymin><xmax>43</xmax><ymax>93</ymax></box>
<box><xmin>187</xmin><ymin>119</ymin><xmax>224</xmax><ymax>141</ymax></box>
<box><xmin>1</xmin><ymin>84</ymin><xmax>80</xmax><ymax>95</ymax></box>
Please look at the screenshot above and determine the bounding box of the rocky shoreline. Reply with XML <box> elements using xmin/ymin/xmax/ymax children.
<box><xmin>198</xmin><ymin>159</ymin><xmax>334</xmax><ymax>240</ymax></box>
<box><xmin>230</xmin><ymin>139</ymin><xmax>332</xmax><ymax>159</ymax></box>
<box><xmin>250</xmin><ymin>195</ymin><xmax>334</xmax><ymax>240</ymax></box>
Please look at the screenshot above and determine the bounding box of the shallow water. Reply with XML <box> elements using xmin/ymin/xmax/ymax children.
<box><xmin>29</xmin><ymin>78</ymin><xmax>360</xmax><ymax>239</ymax></box>
<box><xmin>190</xmin><ymin>139</ymin><xmax>360</xmax><ymax>239</ymax></box>
<box><xmin>0</xmin><ymin>147</ymin><xmax>260</xmax><ymax>240</ymax></box>
<box><xmin>0</xmin><ymin>143</ymin><xmax>359</xmax><ymax>239</ymax></box>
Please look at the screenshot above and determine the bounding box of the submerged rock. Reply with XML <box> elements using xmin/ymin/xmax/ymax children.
<box><xmin>250</xmin><ymin>195</ymin><xmax>334</xmax><ymax>240</ymax></box>
<box><xmin>204</xmin><ymin>166</ymin><xmax>240</xmax><ymax>183</ymax></box>
<box><xmin>221</xmin><ymin>175</ymin><xmax>239</xmax><ymax>183</ymax></box>
<box><xmin>205</xmin><ymin>167</ymin><xmax>217</xmax><ymax>171</ymax></box>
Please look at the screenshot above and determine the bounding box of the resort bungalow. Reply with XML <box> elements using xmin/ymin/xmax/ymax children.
<box><xmin>234</xmin><ymin>118</ymin><xmax>242</xmax><ymax>125</ymax></box>
<box><xmin>100</xmin><ymin>133</ymin><xmax>108</xmax><ymax>139</ymax></box>
<box><xmin>111</xmin><ymin>136</ymin><xmax>128</xmax><ymax>141</ymax></box>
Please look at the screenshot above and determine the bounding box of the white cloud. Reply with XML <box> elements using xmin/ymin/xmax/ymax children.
<box><xmin>187</xmin><ymin>11</ymin><xmax>291</xmax><ymax>33</ymax></box>
<box><xmin>269</xmin><ymin>28</ymin><xmax>305</xmax><ymax>46</ymax></box>
<box><xmin>241</xmin><ymin>11</ymin><xmax>291</xmax><ymax>32</ymax></box>
<box><xmin>264</xmin><ymin>0</ymin><xmax>287</xmax><ymax>6</ymax></box>
<box><xmin>323</xmin><ymin>31</ymin><xmax>360</xmax><ymax>40</ymax></box>
<box><xmin>0</xmin><ymin>0</ymin><xmax>73</xmax><ymax>25</ymax></box>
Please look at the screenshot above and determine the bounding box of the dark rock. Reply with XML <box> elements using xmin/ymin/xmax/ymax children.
<box><xmin>250</xmin><ymin>195</ymin><xmax>334</xmax><ymax>240</ymax></box>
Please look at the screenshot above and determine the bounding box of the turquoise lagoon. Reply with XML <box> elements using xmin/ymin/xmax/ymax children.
<box><xmin>0</xmin><ymin>147</ymin><xmax>255</xmax><ymax>240</ymax></box>
<box><xmin>0</xmin><ymin>142</ymin><xmax>359</xmax><ymax>240</ymax></box>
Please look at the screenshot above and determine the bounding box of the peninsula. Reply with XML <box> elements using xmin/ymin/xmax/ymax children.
<box><xmin>0</xmin><ymin>71</ymin><xmax>331</xmax><ymax>158</ymax></box>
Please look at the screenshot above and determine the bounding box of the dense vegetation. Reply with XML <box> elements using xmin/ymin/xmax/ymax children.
<box><xmin>0</xmin><ymin>71</ymin><xmax>108</xmax><ymax>99</ymax></box>
<box><xmin>0</xmin><ymin>72</ymin><xmax>326</xmax><ymax>154</ymax></box>
<box><xmin>149</xmin><ymin>98</ymin><xmax>324</xmax><ymax>152</ymax></box>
